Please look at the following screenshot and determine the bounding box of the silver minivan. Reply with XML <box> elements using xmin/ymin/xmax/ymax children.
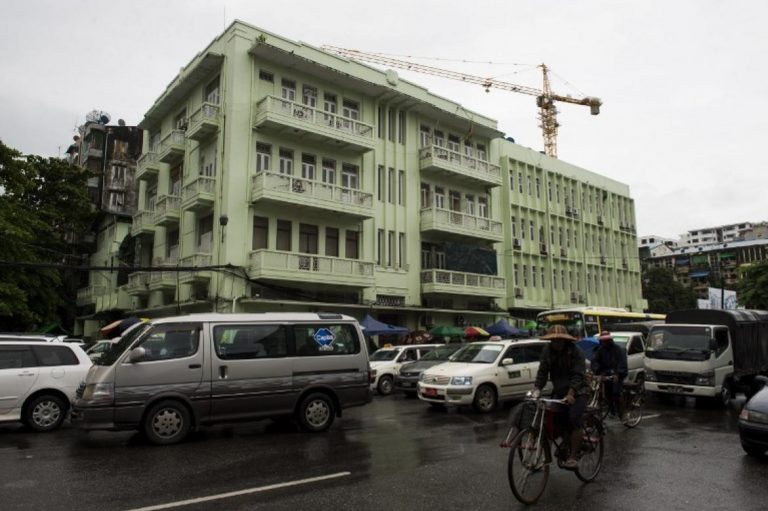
<box><xmin>72</xmin><ymin>313</ymin><xmax>372</xmax><ymax>444</ymax></box>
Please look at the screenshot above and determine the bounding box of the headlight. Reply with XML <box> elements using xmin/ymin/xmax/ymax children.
<box><xmin>451</xmin><ymin>376</ymin><xmax>473</xmax><ymax>386</ymax></box>
<box><xmin>695</xmin><ymin>370</ymin><xmax>715</xmax><ymax>386</ymax></box>
<box><xmin>645</xmin><ymin>369</ymin><xmax>656</xmax><ymax>382</ymax></box>
<box><xmin>420</xmin><ymin>373</ymin><xmax>427</xmax><ymax>382</ymax></box>
<box><xmin>741</xmin><ymin>408</ymin><xmax>768</xmax><ymax>425</ymax></box>
<box><xmin>82</xmin><ymin>383</ymin><xmax>114</xmax><ymax>404</ymax></box>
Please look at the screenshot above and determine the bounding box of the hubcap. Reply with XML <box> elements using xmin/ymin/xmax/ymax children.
<box><xmin>32</xmin><ymin>400</ymin><xmax>61</xmax><ymax>428</ymax></box>
<box><xmin>478</xmin><ymin>388</ymin><xmax>494</xmax><ymax>411</ymax></box>
<box><xmin>305</xmin><ymin>399</ymin><xmax>330</xmax><ymax>428</ymax></box>
<box><xmin>380</xmin><ymin>377</ymin><xmax>392</xmax><ymax>394</ymax></box>
<box><xmin>152</xmin><ymin>408</ymin><xmax>183</xmax><ymax>438</ymax></box>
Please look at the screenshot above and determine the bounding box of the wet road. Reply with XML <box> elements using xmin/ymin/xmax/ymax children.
<box><xmin>1</xmin><ymin>395</ymin><xmax>767</xmax><ymax>511</ymax></box>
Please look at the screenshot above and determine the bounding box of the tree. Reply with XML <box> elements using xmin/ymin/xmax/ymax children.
<box><xmin>737</xmin><ymin>260</ymin><xmax>768</xmax><ymax>309</ymax></box>
<box><xmin>642</xmin><ymin>267</ymin><xmax>697</xmax><ymax>314</ymax></box>
<box><xmin>0</xmin><ymin>140</ymin><xmax>95</xmax><ymax>331</ymax></box>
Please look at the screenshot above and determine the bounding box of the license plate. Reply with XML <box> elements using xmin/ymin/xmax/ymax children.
<box><xmin>401</xmin><ymin>382</ymin><xmax>413</xmax><ymax>388</ymax></box>
<box><xmin>669</xmin><ymin>386</ymin><xmax>684</xmax><ymax>393</ymax></box>
<box><xmin>423</xmin><ymin>387</ymin><xmax>438</xmax><ymax>397</ymax></box>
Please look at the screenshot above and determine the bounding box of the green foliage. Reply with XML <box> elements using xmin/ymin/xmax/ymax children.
<box><xmin>0</xmin><ymin>140</ymin><xmax>95</xmax><ymax>331</ymax></box>
<box><xmin>736</xmin><ymin>261</ymin><xmax>768</xmax><ymax>309</ymax></box>
<box><xmin>642</xmin><ymin>266</ymin><xmax>697</xmax><ymax>314</ymax></box>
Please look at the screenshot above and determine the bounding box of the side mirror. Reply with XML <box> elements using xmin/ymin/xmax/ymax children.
<box><xmin>128</xmin><ymin>347</ymin><xmax>146</xmax><ymax>363</ymax></box>
<box><xmin>501</xmin><ymin>357</ymin><xmax>515</xmax><ymax>366</ymax></box>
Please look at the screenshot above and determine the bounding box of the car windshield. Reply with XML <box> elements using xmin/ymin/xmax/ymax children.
<box><xmin>646</xmin><ymin>326</ymin><xmax>711</xmax><ymax>361</ymax></box>
<box><xmin>95</xmin><ymin>323</ymin><xmax>151</xmax><ymax>365</ymax></box>
<box><xmin>370</xmin><ymin>349</ymin><xmax>400</xmax><ymax>361</ymax></box>
<box><xmin>450</xmin><ymin>344</ymin><xmax>503</xmax><ymax>364</ymax></box>
<box><xmin>611</xmin><ymin>335</ymin><xmax>630</xmax><ymax>349</ymax></box>
<box><xmin>420</xmin><ymin>344</ymin><xmax>463</xmax><ymax>361</ymax></box>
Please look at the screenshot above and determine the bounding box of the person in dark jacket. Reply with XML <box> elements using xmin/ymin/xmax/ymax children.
<box><xmin>532</xmin><ymin>325</ymin><xmax>590</xmax><ymax>469</ymax></box>
<box><xmin>591</xmin><ymin>330</ymin><xmax>629</xmax><ymax>419</ymax></box>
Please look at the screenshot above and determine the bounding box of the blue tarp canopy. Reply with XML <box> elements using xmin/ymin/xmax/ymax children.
<box><xmin>577</xmin><ymin>338</ymin><xmax>599</xmax><ymax>359</ymax></box>
<box><xmin>359</xmin><ymin>315</ymin><xmax>409</xmax><ymax>337</ymax></box>
<box><xmin>485</xmin><ymin>319</ymin><xmax>525</xmax><ymax>337</ymax></box>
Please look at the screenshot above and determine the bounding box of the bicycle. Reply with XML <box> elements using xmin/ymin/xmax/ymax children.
<box><xmin>502</xmin><ymin>396</ymin><xmax>604</xmax><ymax>504</ymax></box>
<box><xmin>587</xmin><ymin>373</ymin><xmax>644</xmax><ymax>428</ymax></box>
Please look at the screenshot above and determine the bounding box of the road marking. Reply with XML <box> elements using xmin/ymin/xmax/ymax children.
<box><xmin>643</xmin><ymin>414</ymin><xmax>661</xmax><ymax>420</ymax></box>
<box><xmin>124</xmin><ymin>472</ymin><xmax>352</xmax><ymax>511</ymax></box>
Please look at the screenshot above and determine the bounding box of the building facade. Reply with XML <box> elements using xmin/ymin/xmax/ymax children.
<box><xmin>75</xmin><ymin>21</ymin><xmax>645</xmax><ymax>336</ymax></box>
<box><xmin>680</xmin><ymin>222</ymin><xmax>753</xmax><ymax>248</ymax></box>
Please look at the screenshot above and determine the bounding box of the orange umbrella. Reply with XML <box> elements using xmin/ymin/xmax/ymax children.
<box><xmin>464</xmin><ymin>326</ymin><xmax>490</xmax><ymax>337</ymax></box>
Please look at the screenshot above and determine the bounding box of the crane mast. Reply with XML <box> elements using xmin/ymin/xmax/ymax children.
<box><xmin>322</xmin><ymin>46</ymin><xmax>601</xmax><ymax>158</ymax></box>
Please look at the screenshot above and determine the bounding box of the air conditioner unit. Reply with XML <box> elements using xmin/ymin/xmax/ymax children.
<box><xmin>560</xmin><ymin>248</ymin><xmax>567</xmax><ymax>258</ymax></box>
<box><xmin>540</xmin><ymin>243</ymin><xmax>548</xmax><ymax>255</ymax></box>
<box><xmin>572</xmin><ymin>208</ymin><xmax>579</xmax><ymax>218</ymax></box>
<box><xmin>565</xmin><ymin>206</ymin><xmax>573</xmax><ymax>216</ymax></box>
<box><xmin>514</xmin><ymin>288</ymin><xmax>524</xmax><ymax>299</ymax></box>
<box><xmin>570</xmin><ymin>292</ymin><xmax>579</xmax><ymax>303</ymax></box>
<box><xmin>600</xmin><ymin>255</ymin><xmax>607</xmax><ymax>265</ymax></box>
<box><xmin>597</xmin><ymin>215</ymin><xmax>604</xmax><ymax>226</ymax></box>
<box><xmin>513</xmin><ymin>238</ymin><xmax>521</xmax><ymax>249</ymax></box>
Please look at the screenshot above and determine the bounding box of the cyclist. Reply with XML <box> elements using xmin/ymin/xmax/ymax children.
<box><xmin>531</xmin><ymin>325</ymin><xmax>590</xmax><ymax>469</ymax></box>
<box><xmin>591</xmin><ymin>330</ymin><xmax>628</xmax><ymax>420</ymax></box>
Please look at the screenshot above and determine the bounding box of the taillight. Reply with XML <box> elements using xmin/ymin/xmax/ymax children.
<box><xmin>369</xmin><ymin>369</ymin><xmax>377</xmax><ymax>384</ymax></box>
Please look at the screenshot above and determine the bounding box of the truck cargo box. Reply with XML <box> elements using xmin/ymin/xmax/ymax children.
<box><xmin>665</xmin><ymin>309</ymin><xmax>768</xmax><ymax>377</ymax></box>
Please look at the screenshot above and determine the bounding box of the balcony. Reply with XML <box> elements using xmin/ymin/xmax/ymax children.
<box><xmin>153</xmin><ymin>195</ymin><xmax>181</xmax><ymax>227</ymax></box>
<box><xmin>251</xmin><ymin>172</ymin><xmax>373</xmax><ymax>220</ymax></box>
<box><xmin>148</xmin><ymin>259</ymin><xmax>178</xmax><ymax>291</ymax></box>
<box><xmin>187</xmin><ymin>103</ymin><xmax>221</xmax><ymax>141</ymax></box>
<box><xmin>131</xmin><ymin>210</ymin><xmax>156</xmax><ymax>238</ymax></box>
<box><xmin>420</xmin><ymin>269</ymin><xmax>506</xmax><ymax>298</ymax></box>
<box><xmin>124</xmin><ymin>272</ymin><xmax>150</xmax><ymax>296</ymax></box>
<box><xmin>178</xmin><ymin>253</ymin><xmax>212</xmax><ymax>284</ymax></box>
<box><xmin>182</xmin><ymin>176</ymin><xmax>216</xmax><ymax>212</ymax></box>
<box><xmin>248</xmin><ymin>249</ymin><xmax>375</xmax><ymax>288</ymax></box>
<box><xmin>419</xmin><ymin>146</ymin><xmax>502</xmax><ymax>187</ymax></box>
<box><xmin>158</xmin><ymin>130</ymin><xmax>186</xmax><ymax>164</ymax></box>
<box><xmin>136</xmin><ymin>152</ymin><xmax>160</xmax><ymax>181</ymax></box>
<box><xmin>253</xmin><ymin>96</ymin><xmax>375</xmax><ymax>153</ymax></box>
<box><xmin>420</xmin><ymin>207</ymin><xmax>503</xmax><ymax>243</ymax></box>
<box><xmin>76</xmin><ymin>285</ymin><xmax>105</xmax><ymax>306</ymax></box>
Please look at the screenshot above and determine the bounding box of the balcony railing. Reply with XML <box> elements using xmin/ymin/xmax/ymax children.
<box><xmin>136</xmin><ymin>152</ymin><xmax>160</xmax><ymax>180</ymax></box>
<box><xmin>76</xmin><ymin>285</ymin><xmax>105</xmax><ymax>305</ymax></box>
<box><xmin>182</xmin><ymin>176</ymin><xmax>216</xmax><ymax>211</ymax></box>
<box><xmin>248</xmin><ymin>249</ymin><xmax>374</xmax><ymax>287</ymax></box>
<box><xmin>148</xmin><ymin>259</ymin><xmax>178</xmax><ymax>289</ymax></box>
<box><xmin>158</xmin><ymin>129</ymin><xmax>186</xmax><ymax>163</ymax></box>
<box><xmin>253</xmin><ymin>96</ymin><xmax>375</xmax><ymax>152</ymax></box>
<box><xmin>179</xmin><ymin>253</ymin><xmax>213</xmax><ymax>283</ymax></box>
<box><xmin>187</xmin><ymin>103</ymin><xmax>220</xmax><ymax>141</ymax></box>
<box><xmin>251</xmin><ymin>171</ymin><xmax>373</xmax><ymax>218</ymax></box>
<box><xmin>420</xmin><ymin>206</ymin><xmax>503</xmax><ymax>241</ymax></box>
<box><xmin>124</xmin><ymin>272</ymin><xmax>150</xmax><ymax>295</ymax></box>
<box><xmin>153</xmin><ymin>195</ymin><xmax>181</xmax><ymax>226</ymax></box>
<box><xmin>420</xmin><ymin>269</ymin><xmax>506</xmax><ymax>297</ymax></box>
<box><xmin>131</xmin><ymin>210</ymin><xmax>156</xmax><ymax>237</ymax></box>
<box><xmin>419</xmin><ymin>145</ymin><xmax>502</xmax><ymax>186</ymax></box>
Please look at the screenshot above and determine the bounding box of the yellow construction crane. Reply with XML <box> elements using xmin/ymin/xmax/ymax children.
<box><xmin>322</xmin><ymin>45</ymin><xmax>601</xmax><ymax>158</ymax></box>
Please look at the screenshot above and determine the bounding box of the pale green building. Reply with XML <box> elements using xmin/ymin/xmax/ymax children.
<box><xmin>75</xmin><ymin>21</ymin><xmax>646</xmax><ymax>337</ymax></box>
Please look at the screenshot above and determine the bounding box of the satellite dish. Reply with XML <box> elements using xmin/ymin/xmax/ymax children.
<box><xmin>85</xmin><ymin>110</ymin><xmax>111</xmax><ymax>125</ymax></box>
<box><xmin>99</xmin><ymin>112</ymin><xmax>111</xmax><ymax>124</ymax></box>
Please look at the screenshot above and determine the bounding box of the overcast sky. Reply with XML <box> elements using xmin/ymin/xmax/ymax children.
<box><xmin>2</xmin><ymin>0</ymin><xmax>766</xmax><ymax>239</ymax></box>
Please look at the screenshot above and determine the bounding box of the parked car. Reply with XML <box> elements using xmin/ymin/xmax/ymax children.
<box><xmin>395</xmin><ymin>343</ymin><xmax>465</xmax><ymax>397</ymax></box>
<box><xmin>86</xmin><ymin>339</ymin><xmax>120</xmax><ymax>361</ymax></box>
<box><xmin>369</xmin><ymin>344</ymin><xmax>440</xmax><ymax>395</ymax></box>
<box><xmin>0</xmin><ymin>341</ymin><xmax>92</xmax><ymax>431</ymax></box>
<box><xmin>418</xmin><ymin>339</ymin><xmax>551</xmax><ymax>413</ymax></box>
<box><xmin>0</xmin><ymin>333</ymin><xmax>55</xmax><ymax>343</ymax></box>
<box><xmin>739</xmin><ymin>375</ymin><xmax>768</xmax><ymax>457</ymax></box>
<box><xmin>602</xmin><ymin>331</ymin><xmax>646</xmax><ymax>384</ymax></box>
<box><xmin>72</xmin><ymin>313</ymin><xmax>373</xmax><ymax>445</ymax></box>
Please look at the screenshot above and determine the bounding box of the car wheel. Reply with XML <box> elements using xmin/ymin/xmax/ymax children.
<box><xmin>718</xmin><ymin>381</ymin><xmax>732</xmax><ymax>407</ymax></box>
<box><xmin>377</xmin><ymin>375</ymin><xmax>394</xmax><ymax>396</ymax></box>
<box><xmin>142</xmin><ymin>400</ymin><xmax>191</xmax><ymax>445</ymax></box>
<box><xmin>473</xmin><ymin>384</ymin><xmax>497</xmax><ymax>413</ymax></box>
<box><xmin>25</xmin><ymin>395</ymin><xmax>66</xmax><ymax>432</ymax></box>
<box><xmin>297</xmin><ymin>392</ymin><xmax>335</xmax><ymax>432</ymax></box>
<box><xmin>742</xmin><ymin>441</ymin><xmax>766</xmax><ymax>457</ymax></box>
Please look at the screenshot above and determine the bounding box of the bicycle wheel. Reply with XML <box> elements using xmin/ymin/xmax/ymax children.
<box><xmin>507</xmin><ymin>428</ymin><xmax>549</xmax><ymax>504</ymax></box>
<box><xmin>576</xmin><ymin>415</ymin><xmax>604</xmax><ymax>482</ymax></box>
<box><xmin>623</xmin><ymin>392</ymin><xmax>644</xmax><ymax>428</ymax></box>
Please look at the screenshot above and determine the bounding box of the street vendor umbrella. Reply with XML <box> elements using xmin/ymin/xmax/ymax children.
<box><xmin>99</xmin><ymin>319</ymin><xmax>123</xmax><ymax>337</ymax></box>
<box><xmin>429</xmin><ymin>325</ymin><xmax>465</xmax><ymax>337</ymax></box>
<box><xmin>99</xmin><ymin>316</ymin><xmax>143</xmax><ymax>338</ymax></box>
<box><xmin>359</xmin><ymin>314</ymin><xmax>409</xmax><ymax>337</ymax></box>
<box><xmin>464</xmin><ymin>326</ymin><xmax>490</xmax><ymax>337</ymax></box>
<box><xmin>485</xmin><ymin>319</ymin><xmax>524</xmax><ymax>338</ymax></box>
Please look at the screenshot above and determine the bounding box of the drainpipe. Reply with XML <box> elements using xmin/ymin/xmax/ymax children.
<box><xmin>232</xmin><ymin>295</ymin><xmax>240</xmax><ymax>313</ymax></box>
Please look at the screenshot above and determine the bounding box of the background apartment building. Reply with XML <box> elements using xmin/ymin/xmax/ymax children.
<box><xmin>75</xmin><ymin>21</ymin><xmax>645</xmax><ymax>336</ymax></box>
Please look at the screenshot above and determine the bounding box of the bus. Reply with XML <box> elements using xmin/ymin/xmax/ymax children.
<box><xmin>536</xmin><ymin>307</ymin><xmax>665</xmax><ymax>340</ymax></box>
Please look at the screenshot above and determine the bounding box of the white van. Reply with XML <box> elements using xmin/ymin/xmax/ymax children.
<box><xmin>603</xmin><ymin>331</ymin><xmax>646</xmax><ymax>384</ymax></box>
<box><xmin>369</xmin><ymin>344</ymin><xmax>440</xmax><ymax>395</ymax></box>
<box><xmin>72</xmin><ymin>313</ymin><xmax>372</xmax><ymax>444</ymax></box>
<box><xmin>418</xmin><ymin>339</ymin><xmax>550</xmax><ymax>412</ymax></box>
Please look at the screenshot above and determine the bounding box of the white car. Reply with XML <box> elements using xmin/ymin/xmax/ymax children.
<box><xmin>418</xmin><ymin>339</ymin><xmax>550</xmax><ymax>413</ymax></box>
<box><xmin>0</xmin><ymin>341</ymin><xmax>92</xmax><ymax>431</ymax></box>
<box><xmin>605</xmin><ymin>331</ymin><xmax>647</xmax><ymax>384</ymax></box>
<box><xmin>370</xmin><ymin>344</ymin><xmax>440</xmax><ymax>395</ymax></box>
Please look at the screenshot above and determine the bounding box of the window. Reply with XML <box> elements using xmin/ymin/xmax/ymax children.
<box><xmin>252</xmin><ymin>216</ymin><xmax>268</xmax><ymax>250</ymax></box>
<box><xmin>0</xmin><ymin>346</ymin><xmax>35</xmax><ymax>369</ymax></box>
<box><xmin>377</xmin><ymin>165</ymin><xmax>384</xmax><ymax>201</ymax></box>
<box><xmin>532</xmin><ymin>265</ymin><xmax>537</xmax><ymax>287</ymax></box>
<box><xmin>321</xmin><ymin>158</ymin><xmax>336</xmax><ymax>184</ymax></box>
<box><xmin>150</xmin><ymin>132</ymin><xmax>161</xmax><ymax>152</ymax></box>
<box><xmin>279</xmin><ymin>149</ymin><xmax>293</xmax><ymax>175</ymax></box>
<box><xmin>388</xmin><ymin>230</ymin><xmax>395</xmax><ymax>266</ymax></box>
<box><xmin>420</xmin><ymin>183</ymin><xmax>430</xmax><ymax>208</ymax></box>
<box><xmin>301</xmin><ymin>154</ymin><xmax>316</xmax><ymax>180</ymax></box>
<box><xmin>513</xmin><ymin>264</ymin><xmax>519</xmax><ymax>286</ymax></box>
<box><xmin>518</xmin><ymin>171</ymin><xmax>524</xmax><ymax>193</ymax></box>
<box><xmin>342</xmin><ymin>99</ymin><xmax>359</xmax><ymax>120</ymax></box>
<box><xmin>147</xmin><ymin>184</ymin><xmax>157</xmax><ymax>211</ymax></box>
<box><xmin>281</xmin><ymin>79</ymin><xmax>296</xmax><ymax>101</ymax></box>
<box><xmin>324</xmin><ymin>94</ymin><xmax>337</xmax><ymax>113</ymax></box>
<box><xmin>293</xmin><ymin>324</ymin><xmax>361</xmax><ymax>356</ymax></box>
<box><xmin>138</xmin><ymin>325</ymin><xmax>200</xmax><ymax>361</ymax></box>
<box><xmin>167</xmin><ymin>228</ymin><xmax>179</xmax><ymax>262</ymax></box>
<box><xmin>377</xmin><ymin>229</ymin><xmax>385</xmax><ymax>265</ymax></box>
<box><xmin>205</xmin><ymin>75</ymin><xmax>220</xmax><ymax>104</ymax></box>
<box><xmin>447</xmin><ymin>135</ymin><xmax>460</xmax><ymax>153</ymax></box>
<box><xmin>388</xmin><ymin>168</ymin><xmax>395</xmax><ymax>203</ymax></box>
<box><xmin>399</xmin><ymin>232</ymin><xmax>406</xmax><ymax>268</ymax></box>
<box><xmin>345</xmin><ymin>230</ymin><xmax>359</xmax><ymax>259</ymax></box>
<box><xmin>523</xmin><ymin>265</ymin><xmax>528</xmax><ymax>286</ymax></box>
<box><xmin>214</xmin><ymin>325</ymin><xmax>287</xmax><ymax>360</ymax></box>
<box><xmin>434</xmin><ymin>187</ymin><xmax>445</xmax><ymax>209</ymax></box>
<box><xmin>174</xmin><ymin>108</ymin><xmax>187</xmax><ymax>130</ymax></box>
<box><xmin>541</xmin><ymin>267</ymin><xmax>546</xmax><ymax>288</ymax></box>
<box><xmin>170</xmin><ymin>164</ymin><xmax>182</xmax><ymax>196</ymax></box>
<box><xmin>398</xmin><ymin>170</ymin><xmax>405</xmax><ymax>205</ymax></box>
<box><xmin>108</xmin><ymin>191</ymin><xmax>125</xmax><ymax>209</ymax></box>
<box><xmin>466</xmin><ymin>194</ymin><xmax>475</xmax><ymax>216</ymax></box>
<box><xmin>200</xmin><ymin>149</ymin><xmax>216</xmax><ymax>177</ymax></box>
<box><xmin>420</xmin><ymin>125</ymin><xmax>431</xmax><ymax>147</ymax></box>
<box><xmin>276</xmin><ymin>219</ymin><xmax>292</xmax><ymax>251</ymax></box>
<box><xmin>259</xmin><ymin>70</ymin><xmax>274</xmax><ymax>83</ymax></box>
<box><xmin>326</xmin><ymin>227</ymin><xmax>339</xmax><ymax>257</ymax></box>
<box><xmin>341</xmin><ymin>164</ymin><xmax>358</xmax><ymax>189</ymax></box>
<box><xmin>32</xmin><ymin>345</ymin><xmax>79</xmax><ymax>366</ymax></box>
<box><xmin>464</xmin><ymin>140</ymin><xmax>473</xmax><ymax>157</ymax></box>
<box><xmin>548</xmin><ymin>180</ymin><xmax>553</xmax><ymax>201</ymax></box>
<box><xmin>256</xmin><ymin>143</ymin><xmax>271</xmax><ymax>173</ymax></box>
<box><xmin>198</xmin><ymin>214</ymin><xmax>213</xmax><ymax>253</ymax></box>
<box><xmin>527</xmin><ymin>173</ymin><xmax>533</xmax><ymax>195</ymax></box>
<box><xmin>388</xmin><ymin>108</ymin><xmax>396</xmax><ymax>142</ymax></box>
<box><xmin>511</xmin><ymin>216</ymin><xmax>516</xmax><ymax>237</ymax></box>
<box><xmin>521</xmin><ymin>217</ymin><xmax>526</xmax><ymax>240</ymax></box>
<box><xmin>377</xmin><ymin>106</ymin><xmax>385</xmax><ymax>139</ymax></box>
<box><xmin>398</xmin><ymin>111</ymin><xmax>406</xmax><ymax>144</ymax></box>
<box><xmin>478</xmin><ymin>196</ymin><xmax>488</xmax><ymax>218</ymax></box>
<box><xmin>535</xmin><ymin>177</ymin><xmax>541</xmax><ymax>198</ymax></box>
<box><xmin>299</xmin><ymin>224</ymin><xmax>319</xmax><ymax>254</ymax></box>
<box><xmin>476</xmin><ymin>144</ymin><xmax>487</xmax><ymax>160</ymax></box>
<box><xmin>449</xmin><ymin>191</ymin><xmax>461</xmax><ymax>212</ymax></box>
<box><xmin>302</xmin><ymin>85</ymin><xmax>317</xmax><ymax>107</ymax></box>
<box><xmin>110</xmin><ymin>165</ymin><xmax>126</xmax><ymax>185</ymax></box>
<box><xmin>529</xmin><ymin>219</ymin><xmax>535</xmax><ymax>240</ymax></box>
